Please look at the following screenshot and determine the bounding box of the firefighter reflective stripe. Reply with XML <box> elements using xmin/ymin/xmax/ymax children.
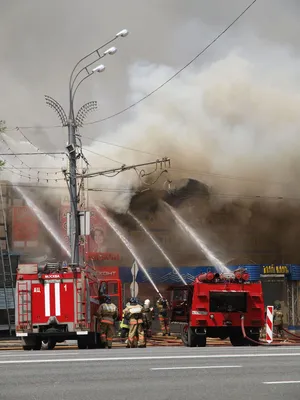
<box><xmin>130</xmin><ymin>306</ymin><xmax>142</xmax><ymax>314</ymax></box>
<box><xmin>44</xmin><ymin>283</ymin><xmax>61</xmax><ymax>317</ymax></box>
<box><xmin>55</xmin><ymin>282</ymin><xmax>61</xmax><ymax>316</ymax></box>
<box><xmin>44</xmin><ymin>283</ymin><xmax>50</xmax><ymax>317</ymax></box>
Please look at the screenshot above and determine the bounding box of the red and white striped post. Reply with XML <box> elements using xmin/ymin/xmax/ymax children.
<box><xmin>266</xmin><ymin>305</ymin><xmax>274</xmax><ymax>343</ymax></box>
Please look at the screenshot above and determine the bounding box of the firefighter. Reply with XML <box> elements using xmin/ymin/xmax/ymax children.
<box><xmin>118</xmin><ymin>301</ymin><xmax>130</xmax><ymax>341</ymax></box>
<box><xmin>156</xmin><ymin>297</ymin><xmax>171</xmax><ymax>336</ymax></box>
<box><xmin>273</xmin><ymin>302</ymin><xmax>284</xmax><ymax>338</ymax></box>
<box><xmin>143</xmin><ymin>299</ymin><xmax>154</xmax><ymax>338</ymax></box>
<box><xmin>95</xmin><ymin>295</ymin><xmax>118</xmax><ymax>349</ymax></box>
<box><xmin>124</xmin><ymin>297</ymin><xmax>146</xmax><ymax>348</ymax></box>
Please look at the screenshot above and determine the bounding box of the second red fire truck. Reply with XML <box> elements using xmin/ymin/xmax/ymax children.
<box><xmin>169</xmin><ymin>268</ymin><xmax>265</xmax><ymax>347</ymax></box>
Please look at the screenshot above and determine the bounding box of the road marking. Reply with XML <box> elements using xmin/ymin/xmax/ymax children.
<box><xmin>151</xmin><ymin>365</ymin><xmax>241</xmax><ymax>371</ymax></box>
<box><xmin>0</xmin><ymin>351</ymin><xmax>80</xmax><ymax>358</ymax></box>
<box><xmin>0</xmin><ymin>353</ymin><xmax>299</xmax><ymax>364</ymax></box>
<box><xmin>263</xmin><ymin>381</ymin><xmax>300</xmax><ymax>385</ymax></box>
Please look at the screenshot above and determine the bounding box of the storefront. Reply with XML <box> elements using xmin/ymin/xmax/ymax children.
<box><xmin>94</xmin><ymin>263</ymin><xmax>300</xmax><ymax>330</ymax></box>
<box><xmin>259</xmin><ymin>264</ymin><xmax>289</xmax><ymax>323</ymax></box>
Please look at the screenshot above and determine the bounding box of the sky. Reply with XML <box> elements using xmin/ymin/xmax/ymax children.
<box><xmin>1</xmin><ymin>0</ymin><xmax>300</xmax><ymax>212</ymax></box>
<box><xmin>1</xmin><ymin>0</ymin><xmax>298</xmax><ymax>139</ymax></box>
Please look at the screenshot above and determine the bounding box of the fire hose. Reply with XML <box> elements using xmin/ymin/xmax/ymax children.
<box><xmin>282</xmin><ymin>327</ymin><xmax>300</xmax><ymax>340</ymax></box>
<box><xmin>240</xmin><ymin>315</ymin><xmax>296</xmax><ymax>346</ymax></box>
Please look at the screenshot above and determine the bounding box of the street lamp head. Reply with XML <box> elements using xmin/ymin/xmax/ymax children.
<box><xmin>104</xmin><ymin>46</ymin><xmax>117</xmax><ymax>56</ymax></box>
<box><xmin>92</xmin><ymin>64</ymin><xmax>106</xmax><ymax>73</ymax></box>
<box><xmin>116</xmin><ymin>29</ymin><xmax>129</xmax><ymax>38</ymax></box>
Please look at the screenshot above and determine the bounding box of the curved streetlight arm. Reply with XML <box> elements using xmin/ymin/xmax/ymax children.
<box><xmin>70</xmin><ymin>53</ymin><xmax>106</xmax><ymax>97</ymax></box>
<box><xmin>72</xmin><ymin>72</ymin><xmax>95</xmax><ymax>105</ymax></box>
<box><xmin>68</xmin><ymin>36</ymin><xmax>117</xmax><ymax>92</ymax></box>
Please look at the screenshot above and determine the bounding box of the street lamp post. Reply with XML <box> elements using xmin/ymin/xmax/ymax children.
<box><xmin>45</xmin><ymin>29</ymin><xmax>129</xmax><ymax>266</ymax></box>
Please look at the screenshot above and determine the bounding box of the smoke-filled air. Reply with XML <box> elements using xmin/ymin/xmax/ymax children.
<box><xmin>87</xmin><ymin>45</ymin><xmax>300</xmax><ymax>212</ymax></box>
<box><xmin>2</xmin><ymin>0</ymin><xmax>300</xmax><ymax>265</ymax></box>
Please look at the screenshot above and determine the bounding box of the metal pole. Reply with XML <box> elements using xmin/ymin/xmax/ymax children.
<box><xmin>68</xmin><ymin>92</ymin><xmax>79</xmax><ymax>266</ymax></box>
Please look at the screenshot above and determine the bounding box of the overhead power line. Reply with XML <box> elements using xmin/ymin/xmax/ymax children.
<box><xmin>80</xmin><ymin>0</ymin><xmax>259</xmax><ymax>126</ymax></box>
<box><xmin>16</xmin><ymin>127</ymin><xmax>63</xmax><ymax>160</ymax></box>
<box><xmin>81</xmin><ymin>135</ymin><xmax>162</xmax><ymax>157</ymax></box>
<box><xmin>0</xmin><ymin>152</ymin><xmax>65</xmax><ymax>156</ymax></box>
<box><xmin>8</xmin><ymin>0</ymin><xmax>257</xmax><ymax>131</ymax></box>
<box><xmin>0</xmin><ymin>127</ymin><xmax>66</xmax><ymax>180</ymax></box>
<box><xmin>0</xmin><ymin>182</ymin><xmax>297</xmax><ymax>203</ymax></box>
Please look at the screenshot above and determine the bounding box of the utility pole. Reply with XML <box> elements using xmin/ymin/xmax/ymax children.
<box><xmin>67</xmin><ymin>93</ymin><xmax>79</xmax><ymax>265</ymax></box>
<box><xmin>45</xmin><ymin>29</ymin><xmax>129</xmax><ymax>265</ymax></box>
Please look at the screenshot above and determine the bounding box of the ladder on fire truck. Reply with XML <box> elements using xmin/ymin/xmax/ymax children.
<box><xmin>0</xmin><ymin>184</ymin><xmax>15</xmax><ymax>335</ymax></box>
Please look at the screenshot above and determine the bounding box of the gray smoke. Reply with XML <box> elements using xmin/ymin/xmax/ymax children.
<box><xmin>87</xmin><ymin>43</ymin><xmax>300</xmax><ymax>211</ymax></box>
<box><xmin>1</xmin><ymin>0</ymin><xmax>300</xmax><ymax>213</ymax></box>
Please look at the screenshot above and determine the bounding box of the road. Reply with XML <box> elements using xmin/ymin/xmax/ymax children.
<box><xmin>1</xmin><ymin>346</ymin><xmax>300</xmax><ymax>400</ymax></box>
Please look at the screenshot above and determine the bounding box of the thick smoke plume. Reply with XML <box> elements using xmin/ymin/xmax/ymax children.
<box><xmin>87</xmin><ymin>43</ymin><xmax>300</xmax><ymax>213</ymax></box>
<box><xmin>2</xmin><ymin>1</ymin><xmax>300</xmax><ymax>265</ymax></box>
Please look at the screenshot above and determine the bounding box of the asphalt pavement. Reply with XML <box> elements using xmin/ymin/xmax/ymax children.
<box><xmin>1</xmin><ymin>346</ymin><xmax>300</xmax><ymax>400</ymax></box>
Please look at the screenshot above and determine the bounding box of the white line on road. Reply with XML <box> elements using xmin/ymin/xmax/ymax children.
<box><xmin>0</xmin><ymin>352</ymin><xmax>300</xmax><ymax>365</ymax></box>
<box><xmin>0</xmin><ymin>351</ymin><xmax>80</xmax><ymax>358</ymax></box>
<box><xmin>263</xmin><ymin>381</ymin><xmax>300</xmax><ymax>385</ymax></box>
<box><xmin>151</xmin><ymin>365</ymin><xmax>242</xmax><ymax>371</ymax></box>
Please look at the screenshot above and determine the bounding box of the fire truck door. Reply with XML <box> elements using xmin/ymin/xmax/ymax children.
<box><xmin>170</xmin><ymin>287</ymin><xmax>190</xmax><ymax>323</ymax></box>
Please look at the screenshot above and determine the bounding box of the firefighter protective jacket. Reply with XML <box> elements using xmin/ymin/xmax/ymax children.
<box><xmin>273</xmin><ymin>310</ymin><xmax>283</xmax><ymax>326</ymax></box>
<box><xmin>143</xmin><ymin>307</ymin><xmax>154</xmax><ymax>328</ymax></box>
<box><xmin>156</xmin><ymin>300</ymin><xmax>169</xmax><ymax>318</ymax></box>
<box><xmin>124</xmin><ymin>304</ymin><xmax>144</xmax><ymax>325</ymax></box>
<box><xmin>96</xmin><ymin>303</ymin><xmax>118</xmax><ymax>324</ymax></box>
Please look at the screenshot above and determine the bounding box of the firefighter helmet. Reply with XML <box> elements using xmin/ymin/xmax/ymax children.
<box><xmin>144</xmin><ymin>299</ymin><xmax>150</xmax><ymax>309</ymax></box>
<box><xmin>274</xmin><ymin>301</ymin><xmax>281</xmax><ymax>310</ymax></box>
<box><xmin>105</xmin><ymin>296</ymin><xmax>112</xmax><ymax>304</ymax></box>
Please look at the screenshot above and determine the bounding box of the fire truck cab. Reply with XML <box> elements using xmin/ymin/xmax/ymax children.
<box><xmin>15</xmin><ymin>262</ymin><xmax>122</xmax><ymax>350</ymax></box>
<box><xmin>169</xmin><ymin>269</ymin><xmax>265</xmax><ymax>347</ymax></box>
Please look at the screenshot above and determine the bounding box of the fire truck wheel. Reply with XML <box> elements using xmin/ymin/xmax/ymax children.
<box><xmin>77</xmin><ymin>337</ymin><xmax>88</xmax><ymax>349</ymax></box>
<box><xmin>41</xmin><ymin>339</ymin><xmax>56</xmax><ymax>350</ymax></box>
<box><xmin>180</xmin><ymin>325</ymin><xmax>189</xmax><ymax>346</ymax></box>
<box><xmin>245</xmin><ymin>333</ymin><xmax>260</xmax><ymax>346</ymax></box>
<box><xmin>32</xmin><ymin>339</ymin><xmax>42</xmax><ymax>351</ymax></box>
<box><xmin>22</xmin><ymin>345</ymin><xmax>32</xmax><ymax>351</ymax></box>
<box><xmin>229</xmin><ymin>334</ymin><xmax>245</xmax><ymax>346</ymax></box>
<box><xmin>187</xmin><ymin>327</ymin><xmax>199</xmax><ymax>347</ymax></box>
<box><xmin>196</xmin><ymin>335</ymin><xmax>207</xmax><ymax>347</ymax></box>
<box><xmin>87</xmin><ymin>333</ymin><xmax>98</xmax><ymax>349</ymax></box>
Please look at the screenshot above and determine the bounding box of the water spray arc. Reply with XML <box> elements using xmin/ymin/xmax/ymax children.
<box><xmin>15</xmin><ymin>186</ymin><xmax>71</xmax><ymax>259</ymax></box>
<box><xmin>94</xmin><ymin>206</ymin><xmax>162</xmax><ymax>298</ymax></box>
<box><xmin>128</xmin><ymin>211</ymin><xmax>187</xmax><ymax>285</ymax></box>
<box><xmin>163</xmin><ymin>202</ymin><xmax>228</xmax><ymax>274</ymax></box>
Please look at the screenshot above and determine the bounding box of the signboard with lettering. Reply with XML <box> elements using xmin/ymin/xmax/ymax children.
<box><xmin>86</xmin><ymin>252</ymin><xmax>120</xmax><ymax>261</ymax></box>
<box><xmin>261</xmin><ymin>265</ymin><xmax>290</xmax><ymax>275</ymax></box>
<box><xmin>94</xmin><ymin>267</ymin><xmax>119</xmax><ymax>279</ymax></box>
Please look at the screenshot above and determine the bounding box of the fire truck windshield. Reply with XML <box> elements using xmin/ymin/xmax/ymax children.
<box><xmin>209</xmin><ymin>292</ymin><xmax>247</xmax><ymax>313</ymax></box>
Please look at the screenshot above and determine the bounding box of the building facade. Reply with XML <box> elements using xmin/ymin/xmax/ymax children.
<box><xmin>1</xmin><ymin>180</ymin><xmax>300</xmax><ymax>333</ymax></box>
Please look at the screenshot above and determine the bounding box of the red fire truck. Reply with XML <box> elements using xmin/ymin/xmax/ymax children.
<box><xmin>169</xmin><ymin>268</ymin><xmax>265</xmax><ymax>347</ymax></box>
<box><xmin>15</xmin><ymin>262</ymin><xmax>122</xmax><ymax>350</ymax></box>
